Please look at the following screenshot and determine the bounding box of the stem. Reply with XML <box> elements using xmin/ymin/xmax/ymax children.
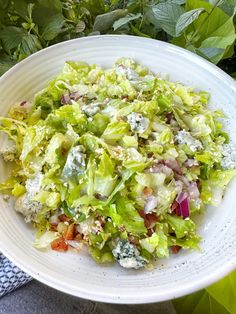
<box><xmin>185</xmin><ymin>0</ymin><xmax>221</xmax><ymax>48</ymax></box>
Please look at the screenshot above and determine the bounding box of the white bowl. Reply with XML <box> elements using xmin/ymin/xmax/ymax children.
<box><xmin>0</xmin><ymin>35</ymin><xmax>236</xmax><ymax>304</ymax></box>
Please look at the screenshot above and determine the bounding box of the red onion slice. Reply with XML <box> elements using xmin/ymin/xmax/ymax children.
<box><xmin>144</xmin><ymin>195</ymin><xmax>158</xmax><ymax>213</ymax></box>
<box><xmin>173</xmin><ymin>191</ymin><xmax>190</xmax><ymax>219</ymax></box>
<box><xmin>188</xmin><ymin>182</ymin><xmax>200</xmax><ymax>200</ymax></box>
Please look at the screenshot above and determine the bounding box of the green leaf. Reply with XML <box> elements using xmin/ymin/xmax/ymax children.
<box><xmin>220</xmin><ymin>0</ymin><xmax>236</xmax><ymax>16</ymax></box>
<box><xmin>208</xmin><ymin>0</ymin><xmax>225</xmax><ymax>6</ymax></box>
<box><xmin>19</xmin><ymin>33</ymin><xmax>42</xmax><ymax>55</ymax></box>
<box><xmin>173</xmin><ymin>271</ymin><xmax>236</xmax><ymax>314</ymax></box>
<box><xmin>13</xmin><ymin>0</ymin><xmax>28</xmax><ymax>19</ymax></box>
<box><xmin>197</xmin><ymin>14</ymin><xmax>236</xmax><ymax>63</ymax></box>
<box><xmin>206</xmin><ymin>271</ymin><xmax>236</xmax><ymax>314</ymax></box>
<box><xmin>0</xmin><ymin>52</ymin><xmax>17</xmax><ymax>76</ymax></box>
<box><xmin>0</xmin><ymin>0</ymin><xmax>9</xmax><ymax>9</ymax></box>
<box><xmin>75</xmin><ymin>20</ymin><xmax>86</xmax><ymax>33</ymax></box>
<box><xmin>167</xmin><ymin>0</ymin><xmax>186</xmax><ymax>4</ymax></box>
<box><xmin>42</xmin><ymin>13</ymin><xmax>66</xmax><ymax>41</ymax></box>
<box><xmin>151</xmin><ymin>3</ymin><xmax>184</xmax><ymax>36</ymax></box>
<box><xmin>176</xmin><ymin>8</ymin><xmax>205</xmax><ymax>35</ymax></box>
<box><xmin>197</xmin><ymin>46</ymin><xmax>225</xmax><ymax>62</ymax></box>
<box><xmin>0</xmin><ymin>27</ymin><xmax>26</xmax><ymax>51</ymax></box>
<box><xmin>32</xmin><ymin>0</ymin><xmax>62</xmax><ymax>26</ymax></box>
<box><xmin>93</xmin><ymin>9</ymin><xmax>128</xmax><ymax>33</ymax></box>
<box><xmin>173</xmin><ymin>289</ymin><xmax>229</xmax><ymax>314</ymax></box>
<box><xmin>113</xmin><ymin>13</ymin><xmax>142</xmax><ymax>31</ymax></box>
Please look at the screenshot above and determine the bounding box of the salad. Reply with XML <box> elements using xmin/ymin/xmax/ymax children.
<box><xmin>0</xmin><ymin>58</ymin><xmax>236</xmax><ymax>270</ymax></box>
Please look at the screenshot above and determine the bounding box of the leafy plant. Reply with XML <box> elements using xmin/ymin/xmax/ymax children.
<box><xmin>0</xmin><ymin>0</ymin><xmax>235</xmax><ymax>76</ymax></box>
<box><xmin>173</xmin><ymin>270</ymin><xmax>236</xmax><ymax>314</ymax></box>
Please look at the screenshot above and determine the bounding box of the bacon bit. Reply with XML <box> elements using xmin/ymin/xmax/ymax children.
<box><xmin>50</xmin><ymin>224</ymin><xmax>58</xmax><ymax>232</ymax></box>
<box><xmin>147</xmin><ymin>228</ymin><xmax>155</xmax><ymax>236</ymax></box>
<box><xmin>166</xmin><ymin>112</ymin><xmax>173</xmax><ymax>124</ymax></box>
<box><xmin>128</xmin><ymin>235</ymin><xmax>139</xmax><ymax>245</ymax></box>
<box><xmin>147</xmin><ymin>152</ymin><xmax>154</xmax><ymax>158</ymax></box>
<box><xmin>121</xmin><ymin>95</ymin><xmax>129</xmax><ymax>102</ymax></box>
<box><xmin>74</xmin><ymin>233</ymin><xmax>83</xmax><ymax>241</ymax></box>
<box><xmin>171</xmin><ymin>245</ymin><xmax>181</xmax><ymax>254</ymax></box>
<box><xmin>139</xmin><ymin>210</ymin><xmax>158</xmax><ymax>229</ymax></box>
<box><xmin>58</xmin><ymin>214</ymin><xmax>70</xmax><ymax>222</ymax></box>
<box><xmin>51</xmin><ymin>237</ymin><xmax>68</xmax><ymax>252</ymax></box>
<box><xmin>61</xmin><ymin>146</ymin><xmax>69</xmax><ymax>156</ymax></box>
<box><xmin>96</xmin><ymin>214</ymin><xmax>106</xmax><ymax>228</ymax></box>
<box><xmin>64</xmin><ymin>223</ymin><xmax>75</xmax><ymax>240</ymax></box>
<box><xmin>143</xmin><ymin>186</ymin><xmax>153</xmax><ymax>197</ymax></box>
<box><xmin>20</xmin><ymin>100</ymin><xmax>27</xmax><ymax>107</ymax></box>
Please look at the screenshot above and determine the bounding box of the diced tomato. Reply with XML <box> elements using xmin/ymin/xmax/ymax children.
<box><xmin>51</xmin><ymin>237</ymin><xmax>68</xmax><ymax>252</ymax></box>
<box><xmin>58</xmin><ymin>214</ymin><xmax>70</xmax><ymax>222</ymax></box>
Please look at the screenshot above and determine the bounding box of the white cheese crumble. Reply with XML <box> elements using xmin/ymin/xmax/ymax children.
<box><xmin>15</xmin><ymin>173</ymin><xmax>43</xmax><ymax>223</ymax></box>
<box><xmin>221</xmin><ymin>143</ymin><xmax>236</xmax><ymax>170</ymax></box>
<box><xmin>175</xmin><ymin>130</ymin><xmax>203</xmax><ymax>152</ymax></box>
<box><xmin>127</xmin><ymin>112</ymin><xmax>149</xmax><ymax>134</ymax></box>
<box><xmin>25</xmin><ymin>174</ymin><xmax>43</xmax><ymax>195</ymax></box>
<box><xmin>112</xmin><ymin>240</ymin><xmax>147</xmax><ymax>269</ymax></box>
<box><xmin>15</xmin><ymin>193</ymin><xmax>42</xmax><ymax>223</ymax></box>
<box><xmin>81</xmin><ymin>102</ymin><xmax>101</xmax><ymax>117</ymax></box>
<box><xmin>0</xmin><ymin>139</ymin><xmax>17</xmax><ymax>162</ymax></box>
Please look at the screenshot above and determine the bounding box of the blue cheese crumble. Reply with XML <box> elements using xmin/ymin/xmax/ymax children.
<box><xmin>0</xmin><ymin>139</ymin><xmax>17</xmax><ymax>162</ymax></box>
<box><xmin>112</xmin><ymin>240</ymin><xmax>147</xmax><ymax>269</ymax></box>
<box><xmin>175</xmin><ymin>130</ymin><xmax>203</xmax><ymax>152</ymax></box>
<box><xmin>221</xmin><ymin>143</ymin><xmax>236</xmax><ymax>170</ymax></box>
<box><xmin>127</xmin><ymin>112</ymin><xmax>149</xmax><ymax>134</ymax></box>
<box><xmin>15</xmin><ymin>194</ymin><xmax>42</xmax><ymax>223</ymax></box>
<box><xmin>15</xmin><ymin>174</ymin><xmax>43</xmax><ymax>223</ymax></box>
<box><xmin>62</xmin><ymin>145</ymin><xmax>86</xmax><ymax>179</ymax></box>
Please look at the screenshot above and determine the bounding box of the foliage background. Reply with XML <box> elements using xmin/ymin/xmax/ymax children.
<box><xmin>0</xmin><ymin>0</ymin><xmax>235</xmax><ymax>76</ymax></box>
<box><xmin>0</xmin><ymin>0</ymin><xmax>235</xmax><ymax>313</ymax></box>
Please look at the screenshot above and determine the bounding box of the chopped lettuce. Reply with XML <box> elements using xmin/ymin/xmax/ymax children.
<box><xmin>0</xmin><ymin>58</ymin><xmax>235</xmax><ymax>269</ymax></box>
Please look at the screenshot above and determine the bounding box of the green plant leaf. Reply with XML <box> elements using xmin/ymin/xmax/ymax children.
<box><xmin>42</xmin><ymin>13</ymin><xmax>66</xmax><ymax>41</ymax></box>
<box><xmin>206</xmin><ymin>271</ymin><xmax>236</xmax><ymax>314</ymax></box>
<box><xmin>151</xmin><ymin>3</ymin><xmax>184</xmax><ymax>36</ymax></box>
<box><xmin>173</xmin><ymin>271</ymin><xmax>236</xmax><ymax>314</ymax></box>
<box><xmin>13</xmin><ymin>0</ymin><xmax>28</xmax><ymax>19</ymax></box>
<box><xmin>113</xmin><ymin>13</ymin><xmax>142</xmax><ymax>30</ymax></box>
<box><xmin>207</xmin><ymin>0</ymin><xmax>225</xmax><ymax>6</ymax></box>
<box><xmin>93</xmin><ymin>9</ymin><xmax>128</xmax><ymax>33</ymax></box>
<box><xmin>0</xmin><ymin>26</ymin><xmax>27</xmax><ymax>52</ymax></box>
<box><xmin>0</xmin><ymin>0</ymin><xmax>9</xmax><ymax>9</ymax></box>
<box><xmin>19</xmin><ymin>33</ymin><xmax>42</xmax><ymax>55</ymax></box>
<box><xmin>176</xmin><ymin>8</ymin><xmax>205</xmax><ymax>35</ymax></box>
<box><xmin>167</xmin><ymin>0</ymin><xmax>186</xmax><ymax>4</ymax></box>
<box><xmin>197</xmin><ymin>46</ymin><xmax>225</xmax><ymax>62</ymax></box>
<box><xmin>197</xmin><ymin>34</ymin><xmax>236</xmax><ymax>63</ymax></box>
<box><xmin>219</xmin><ymin>0</ymin><xmax>236</xmax><ymax>16</ymax></box>
<box><xmin>0</xmin><ymin>52</ymin><xmax>16</xmax><ymax>76</ymax></box>
<box><xmin>32</xmin><ymin>0</ymin><xmax>62</xmax><ymax>26</ymax></box>
<box><xmin>196</xmin><ymin>12</ymin><xmax>236</xmax><ymax>63</ymax></box>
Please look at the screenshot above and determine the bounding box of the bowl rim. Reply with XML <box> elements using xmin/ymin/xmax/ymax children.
<box><xmin>0</xmin><ymin>35</ymin><xmax>236</xmax><ymax>304</ymax></box>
